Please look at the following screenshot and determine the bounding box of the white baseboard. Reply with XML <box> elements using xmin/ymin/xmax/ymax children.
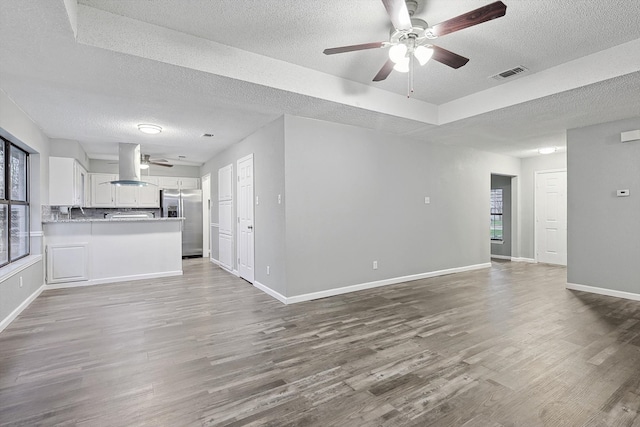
<box><xmin>45</xmin><ymin>270</ymin><xmax>183</xmax><ymax>290</ymax></box>
<box><xmin>257</xmin><ymin>263</ymin><xmax>490</xmax><ymax>305</ymax></box>
<box><xmin>0</xmin><ymin>284</ymin><xmax>45</xmax><ymax>333</ymax></box>
<box><xmin>210</xmin><ymin>258</ymin><xmax>239</xmax><ymax>276</ymax></box>
<box><xmin>511</xmin><ymin>257</ymin><xmax>537</xmax><ymax>263</ymax></box>
<box><xmin>253</xmin><ymin>281</ymin><xmax>287</xmax><ymax>304</ymax></box>
<box><xmin>491</xmin><ymin>255</ymin><xmax>511</xmax><ymax>260</ymax></box>
<box><xmin>566</xmin><ymin>282</ymin><xmax>640</xmax><ymax>302</ymax></box>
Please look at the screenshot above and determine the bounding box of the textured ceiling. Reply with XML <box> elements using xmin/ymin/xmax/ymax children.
<box><xmin>0</xmin><ymin>0</ymin><xmax>639</xmax><ymax>162</ymax></box>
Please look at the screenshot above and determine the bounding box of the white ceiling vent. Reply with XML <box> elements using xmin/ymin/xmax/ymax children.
<box><xmin>491</xmin><ymin>66</ymin><xmax>529</xmax><ymax>80</ymax></box>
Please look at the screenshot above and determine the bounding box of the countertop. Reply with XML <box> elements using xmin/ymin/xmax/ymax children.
<box><xmin>42</xmin><ymin>217</ymin><xmax>184</xmax><ymax>224</ymax></box>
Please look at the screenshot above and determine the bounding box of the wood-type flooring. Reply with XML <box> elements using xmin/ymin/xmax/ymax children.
<box><xmin>2</xmin><ymin>259</ymin><xmax>640</xmax><ymax>426</ymax></box>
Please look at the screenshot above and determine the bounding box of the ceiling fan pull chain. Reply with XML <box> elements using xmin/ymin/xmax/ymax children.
<box><xmin>408</xmin><ymin>54</ymin><xmax>414</xmax><ymax>98</ymax></box>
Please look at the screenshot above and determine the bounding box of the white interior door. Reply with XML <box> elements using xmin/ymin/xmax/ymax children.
<box><xmin>237</xmin><ymin>154</ymin><xmax>254</xmax><ymax>283</ymax></box>
<box><xmin>201</xmin><ymin>174</ymin><xmax>211</xmax><ymax>258</ymax></box>
<box><xmin>218</xmin><ymin>165</ymin><xmax>233</xmax><ymax>270</ymax></box>
<box><xmin>535</xmin><ymin>170</ymin><xmax>567</xmax><ymax>265</ymax></box>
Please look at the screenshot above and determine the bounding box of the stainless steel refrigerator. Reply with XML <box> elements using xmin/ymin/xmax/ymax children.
<box><xmin>161</xmin><ymin>189</ymin><xmax>203</xmax><ymax>257</ymax></box>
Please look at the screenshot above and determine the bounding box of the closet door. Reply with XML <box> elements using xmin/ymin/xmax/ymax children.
<box><xmin>218</xmin><ymin>164</ymin><xmax>234</xmax><ymax>271</ymax></box>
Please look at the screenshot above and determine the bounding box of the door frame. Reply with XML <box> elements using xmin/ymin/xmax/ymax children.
<box><xmin>534</xmin><ymin>168</ymin><xmax>567</xmax><ymax>265</ymax></box>
<box><xmin>236</xmin><ymin>153</ymin><xmax>255</xmax><ymax>283</ymax></box>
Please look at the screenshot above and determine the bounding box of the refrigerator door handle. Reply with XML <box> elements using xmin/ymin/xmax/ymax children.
<box><xmin>180</xmin><ymin>196</ymin><xmax>184</xmax><ymax>231</ymax></box>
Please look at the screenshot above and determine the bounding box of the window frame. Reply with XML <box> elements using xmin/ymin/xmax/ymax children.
<box><xmin>490</xmin><ymin>188</ymin><xmax>503</xmax><ymax>242</ymax></box>
<box><xmin>0</xmin><ymin>136</ymin><xmax>30</xmax><ymax>267</ymax></box>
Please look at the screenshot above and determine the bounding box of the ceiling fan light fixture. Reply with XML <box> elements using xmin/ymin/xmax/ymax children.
<box><xmin>538</xmin><ymin>147</ymin><xmax>557</xmax><ymax>155</ymax></box>
<box><xmin>137</xmin><ymin>124</ymin><xmax>162</xmax><ymax>135</ymax></box>
<box><xmin>393</xmin><ymin>57</ymin><xmax>410</xmax><ymax>73</ymax></box>
<box><xmin>388</xmin><ymin>43</ymin><xmax>408</xmax><ymax>64</ymax></box>
<box><xmin>140</xmin><ymin>163</ymin><xmax>149</xmax><ymax>170</ymax></box>
<box><xmin>414</xmin><ymin>45</ymin><xmax>434</xmax><ymax>66</ymax></box>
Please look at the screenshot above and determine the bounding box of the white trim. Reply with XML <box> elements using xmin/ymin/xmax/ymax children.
<box><xmin>511</xmin><ymin>257</ymin><xmax>537</xmax><ymax>263</ymax></box>
<box><xmin>45</xmin><ymin>270</ymin><xmax>183</xmax><ymax>290</ymax></box>
<box><xmin>30</xmin><ymin>231</ymin><xmax>44</xmax><ymax>237</ymax></box>
<box><xmin>0</xmin><ymin>254</ymin><xmax>43</xmax><ymax>282</ymax></box>
<box><xmin>209</xmin><ymin>257</ymin><xmax>238</xmax><ymax>276</ymax></box>
<box><xmin>261</xmin><ymin>263</ymin><xmax>491</xmax><ymax>305</ymax></box>
<box><xmin>253</xmin><ymin>280</ymin><xmax>287</xmax><ymax>304</ymax></box>
<box><xmin>490</xmin><ymin>255</ymin><xmax>511</xmax><ymax>260</ymax></box>
<box><xmin>566</xmin><ymin>283</ymin><xmax>640</xmax><ymax>302</ymax></box>
<box><xmin>0</xmin><ymin>284</ymin><xmax>45</xmax><ymax>333</ymax></box>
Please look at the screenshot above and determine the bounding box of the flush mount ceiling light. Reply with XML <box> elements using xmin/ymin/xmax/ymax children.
<box><xmin>137</xmin><ymin>124</ymin><xmax>162</xmax><ymax>135</ymax></box>
<box><xmin>538</xmin><ymin>147</ymin><xmax>557</xmax><ymax>155</ymax></box>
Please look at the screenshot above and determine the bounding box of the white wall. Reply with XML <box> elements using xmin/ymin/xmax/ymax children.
<box><xmin>283</xmin><ymin>115</ymin><xmax>520</xmax><ymax>297</ymax></box>
<box><xmin>90</xmin><ymin>159</ymin><xmax>201</xmax><ymax>177</ymax></box>
<box><xmin>0</xmin><ymin>89</ymin><xmax>50</xmax><ymax>327</ymax></box>
<box><xmin>567</xmin><ymin>117</ymin><xmax>640</xmax><ymax>294</ymax></box>
<box><xmin>50</xmin><ymin>138</ymin><xmax>90</xmax><ymax>170</ymax></box>
<box><xmin>201</xmin><ymin>117</ymin><xmax>286</xmax><ymax>295</ymax></box>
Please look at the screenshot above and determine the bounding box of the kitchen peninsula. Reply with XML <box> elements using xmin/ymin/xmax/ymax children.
<box><xmin>42</xmin><ymin>216</ymin><xmax>183</xmax><ymax>287</ymax></box>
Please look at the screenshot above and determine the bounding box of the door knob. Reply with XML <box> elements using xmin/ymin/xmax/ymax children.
<box><xmin>248</xmin><ymin>225</ymin><xmax>253</xmax><ymax>230</ymax></box>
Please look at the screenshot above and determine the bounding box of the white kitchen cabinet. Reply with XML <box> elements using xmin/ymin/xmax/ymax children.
<box><xmin>49</xmin><ymin>157</ymin><xmax>89</xmax><ymax>206</ymax></box>
<box><xmin>90</xmin><ymin>173</ymin><xmax>160</xmax><ymax>208</ymax></box>
<box><xmin>46</xmin><ymin>242</ymin><xmax>90</xmax><ymax>284</ymax></box>
<box><xmin>115</xmin><ymin>184</ymin><xmax>137</xmax><ymax>207</ymax></box>
<box><xmin>90</xmin><ymin>173</ymin><xmax>117</xmax><ymax>207</ymax></box>
<box><xmin>159</xmin><ymin>176</ymin><xmax>180</xmax><ymax>189</ymax></box>
<box><xmin>138</xmin><ymin>176</ymin><xmax>160</xmax><ymax>207</ymax></box>
<box><xmin>179</xmin><ymin>177</ymin><xmax>200</xmax><ymax>189</ymax></box>
<box><xmin>158</xmin><ymin>176</ymin><xmax>200</xmax><ymax>190</ymax></box>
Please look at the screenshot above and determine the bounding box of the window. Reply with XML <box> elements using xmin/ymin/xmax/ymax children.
<box><xmin>490</xmin><ymin>188</ymin><xmax>503</xmax><ymax>241</ymax></box>
<box><xmin>0</xmin><ymin>136</ymin><xmax>29</xmax><ymax>266</ymax></box>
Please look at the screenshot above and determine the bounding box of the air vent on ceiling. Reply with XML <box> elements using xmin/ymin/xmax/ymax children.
<box><xmin>490</xmin><ymin>66</ymin><xmax>528</xmax><ymax>80</ymax></box>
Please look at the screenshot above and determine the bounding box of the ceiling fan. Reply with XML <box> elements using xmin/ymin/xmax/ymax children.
<box><xmin>141</xmin><ymin>154</ymin><xmax>173</xmax><ymax>168</ymax></box>
<box><xmin>323</xmin><ymin>0</ymin><xmax>507</xmax><ymax>93</ymax></box>
<box><xmin>109</xmin><ymin>153</ymin><xmax>174</xmax><ymax>168</ymax></box>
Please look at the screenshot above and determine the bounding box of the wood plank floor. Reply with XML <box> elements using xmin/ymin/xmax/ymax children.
<box><xmin>2</xmin><ymin>259</ymin><xmax>640</xmax><ymax>426</ymax></box>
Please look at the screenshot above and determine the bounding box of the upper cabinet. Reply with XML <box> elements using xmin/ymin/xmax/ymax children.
<box><xmin>138</xmin><ymin>176</ymin><xmax>160</xmax><ymax>207</ymax></box>
<box><xmin>88</xmin><ymin>174</ymin><xmax>198</xmax><ymax>208</ymax></box>
<box><xmin>49</xmin><ymin>157</ymin><xmax>89</xmax><ymax>207</ymax></box>
<box><xmin>90</xmin><ymin>173</ymin><xmax>116</xmax><ymax>207</ymax></box>
<box><xmin>90</xmin><ymin>174</ymin><xmax>161</xmax><ymax>208</ymax></box>
<box><xmin>158</xmin><ymin>176</ymin><xmax>200</xmax><ymax>190</ymax></box>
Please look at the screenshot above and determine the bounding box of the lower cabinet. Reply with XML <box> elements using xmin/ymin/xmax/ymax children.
<box><xmin>46</xmin><ymin>243</ymin><xmax>90</xmax><ymax>284</ymax></box>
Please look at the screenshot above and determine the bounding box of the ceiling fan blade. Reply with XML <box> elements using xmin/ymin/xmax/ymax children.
<box><xmin>373</xmin><ymin>59</ymin><xmax>395</xmax><ymax>82</ymax></box>
<box><xmin>323</xmin><ymin>42</ymin><xmax>386</xmax><ymax>55</ymax></box>
<box><xmin>431</xmin><ymin>1</ymin><xmax>507</xmax><ymax>37</ymax></box>
<box><xmin>382</xmin><ymin>0</ymin><xmax>412</xmax><ymax>30</ymax></box>
<box><xmin>431</xmin><ymin>45</ymin><xmax>469</xmax><ymax>69</ymax></box>
<box><xmin>148</xmin><ymin>158</ymin><xmax>168</xmax><ymax>163</ymax></box>
<box><xmin>150</xmin><ymin>162</ymin><xmax>173</xmax><ymax>168</ymax></box>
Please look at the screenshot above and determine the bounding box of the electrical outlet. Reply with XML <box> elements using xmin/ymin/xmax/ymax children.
<box><xmin>424</xmin><ymin>196</ymin><xmax>430</xmax><ymax>204</ymax></box>
<box><xmin>267</xmin><ymin>266</ymin><xmax>270</xmax><ymax>275</ymax></box>
<box><xmin>373</xmin><ymin>261</ymin><xmax>378</xmax><ymax>270</ymax></box>
<box><xmin>256</xmin><ymin>196</ymin><xmax>259</xmax><ymax>205</ymax></box>
<box><xmin>277</xmin><ymin>194</ymin><xmax>282</xmax><ymax>204</ymax></box>
<box><xmin>19</xmin><ymin>276</ymin><xmax>23</xmax><ymax>288</ymax></box>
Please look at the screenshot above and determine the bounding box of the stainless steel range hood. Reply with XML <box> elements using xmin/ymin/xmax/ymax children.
<box><xmin>110</xmin><ymin>143</ymin><xmax>148</xmax><ymax>186</ymax></box>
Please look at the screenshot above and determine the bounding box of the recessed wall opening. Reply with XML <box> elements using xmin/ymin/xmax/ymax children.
<box><xmin>491</xmin><ymin>174</ymin><xmax>516</xmax><ymax>261</ymax></box>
